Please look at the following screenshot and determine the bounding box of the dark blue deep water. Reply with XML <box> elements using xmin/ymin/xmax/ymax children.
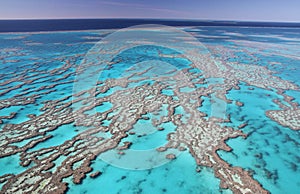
<box><xmin>1</xmin><ymin>19</ymin><xmax>300</xmax><ymax>32</ymax></box>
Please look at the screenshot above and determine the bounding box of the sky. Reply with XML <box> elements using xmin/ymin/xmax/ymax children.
<box><xmin>0</xmin><ymin>0</ymin><xmax>299</xmax><ymax>22</ymax></box>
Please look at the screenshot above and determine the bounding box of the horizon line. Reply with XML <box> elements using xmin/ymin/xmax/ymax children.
<box><xmin>0</xmin><ymin>17</ymin><xmax>300</xmax><ymax>23</ymax></box>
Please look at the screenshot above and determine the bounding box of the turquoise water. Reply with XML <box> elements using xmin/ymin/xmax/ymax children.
<box><xmin>0</xmin><ymin>27</ymin><xmax>299</xmax><ymax>193</ymax></box>
<box><xmin>67</xmin><ymin>151</ymin><xmax>232</xmax><ymax>194</ymax></box>
<box><xmin>218</xmin><ymin>83</ymin><xmax>300</xmax><ymax>193</ymax></box>
<box><xmin>28</xmin><ymin>123</ymin><xmax>78</xmax><ymax>152</ymax></box>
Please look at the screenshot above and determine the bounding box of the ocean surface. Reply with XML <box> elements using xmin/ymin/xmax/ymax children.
<box><xmin>1</xmin><ymin>19</ymin><xmax>300</xmax><ymax>32</ymax></box>
<box><xmin>0</xmin><ymin>20</ymin><xmax>299</xmax><ymax>194</ymax></box>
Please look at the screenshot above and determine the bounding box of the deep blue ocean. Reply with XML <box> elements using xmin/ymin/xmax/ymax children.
<box><xmin>1</xmin><ymin>19</ymin><xmax>300</xmax><ymax>32</ymax></box>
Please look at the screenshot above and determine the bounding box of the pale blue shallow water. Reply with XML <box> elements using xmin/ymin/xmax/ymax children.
<box><xmin>219</xmin><ymin>83</ymin><xmax>300</xmax><ymax>193</ymax></box>
<box><xmin>66</xmin><ymin>151</ymin><xmax>232</xmax><ymax>194</ymax></box>
<box><xmin>0</xmin><ymin>26</ymin><xmax>299</xmax><ymax>193</ymax></box>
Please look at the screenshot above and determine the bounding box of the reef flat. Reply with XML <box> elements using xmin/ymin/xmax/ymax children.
<box><xmin>0</xmin><ymin>26</ymin><xmax>299</xmax><ymax>194</ymax></box>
